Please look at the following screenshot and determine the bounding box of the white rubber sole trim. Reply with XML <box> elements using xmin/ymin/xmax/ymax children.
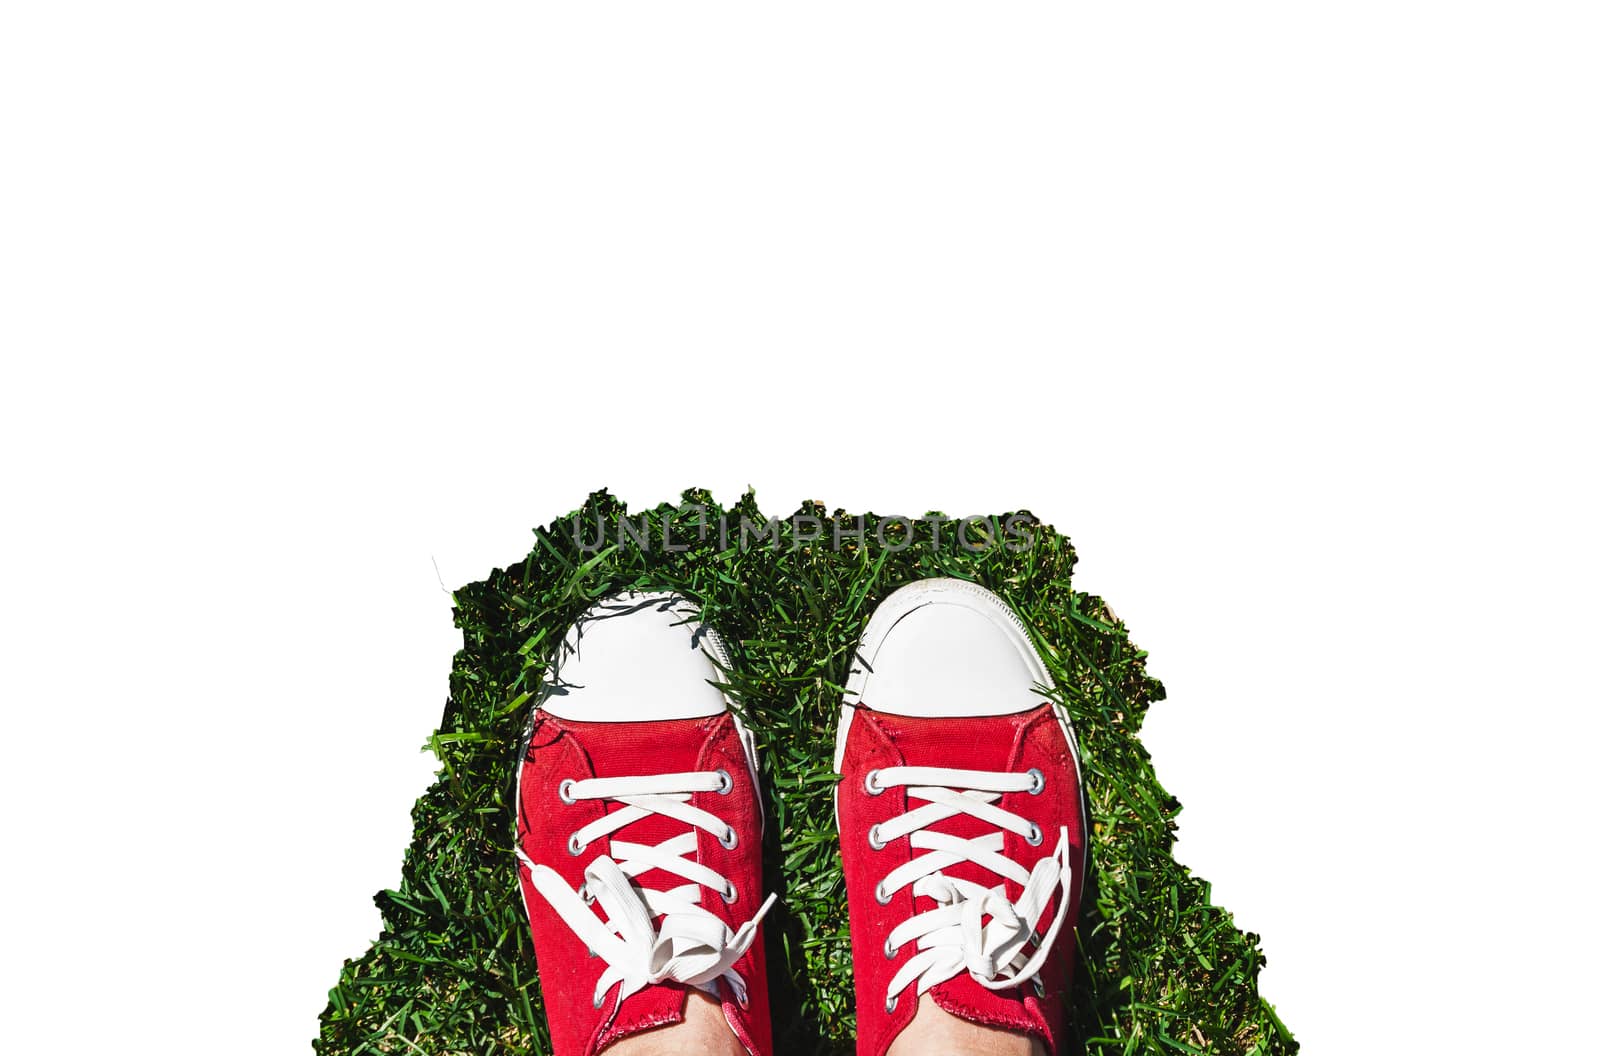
<box><xmin>831</xmin><ymin>578</ymin><xmax>1086</xmax><ymax>839</ymax></box>
<box><xmin>519</xmin><ymin>591</ymin><xmax>761</xmax><ymax>816</ymax></box>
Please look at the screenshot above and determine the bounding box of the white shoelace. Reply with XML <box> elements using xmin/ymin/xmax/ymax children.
<box><xmin>865</xmin><ymin>765</ymin><xmax>1073</xmax><ymax>1012</ymax></box>
<box><xmin>518</xmin><ymin>769</ymin><xmax>776</xmax><ymax>1010</ymax></box>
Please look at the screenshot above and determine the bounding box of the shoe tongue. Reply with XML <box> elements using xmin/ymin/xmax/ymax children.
<box><xmin>872</xmin><ymin>708</ymin><xmax>1031</xmax><ymax>892</ymax></box>
<box><xmin>871</xmin><ymin>708</ymin><xmax>1027</xmax><ymax>772</ymax></box>
<box><xmin>560</xmin><ymin>714</ymin><xmax>719</xmax><ymax>893</ymax></box>
<box><xmin>876</xmin><ymin>710</ymin><xmax>1036</xmax><ymax>883</ymax></box>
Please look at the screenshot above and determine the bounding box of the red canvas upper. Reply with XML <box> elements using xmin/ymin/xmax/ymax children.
<box><xmin>516</xmin><ymin>711</ymin><xmax>773</xmax><ymax>1056</ymax></box>
<box><xmin>836</xmin><ymin>703</ymin><xmax>1086</xmax><ymax>1056</ymax></box>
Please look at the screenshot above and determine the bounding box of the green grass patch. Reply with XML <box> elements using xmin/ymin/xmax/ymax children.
<box><xmin>316</xmin><ymin>490</ymin><xmax>1297</xmax><ymax>1056</ymax></box>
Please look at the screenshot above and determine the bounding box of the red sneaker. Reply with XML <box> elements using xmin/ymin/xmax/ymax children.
<box><xmin>516</xmin><ymin>593</ymin><xmax>777</xmax><ymax>1056</ymax></box>
<box><xmin>833</xmin><ymin>578</ymin><xmax>1088</xmax><ymax>1056</ymax></box>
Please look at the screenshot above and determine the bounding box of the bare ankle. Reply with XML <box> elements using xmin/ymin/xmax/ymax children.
<box><xmin>605</xmin><ymin>990</ymin><xmax>744</xmax><ymax>1056</ymax></box>
<box><xmin>885</xmin><ymin>993</ymin><xmax>1046</xmax><ymax>1056</ymax></box>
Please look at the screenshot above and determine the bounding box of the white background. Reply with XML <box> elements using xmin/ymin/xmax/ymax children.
<box><xmin>3</xmin><ymin>3</ymin><xmax>1596</xmax><ymax>1052</ymax></box>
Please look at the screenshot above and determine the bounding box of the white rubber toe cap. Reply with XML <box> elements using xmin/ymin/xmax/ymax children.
<box><xmin>844</xmin><ymin>578</ymin><xmax>1053</xmax><ymax>719</ymax></box>
<box><xmin>540</xmin><ymin>592</ymin><xmax>730</xmax><ymax>722</ymax></box>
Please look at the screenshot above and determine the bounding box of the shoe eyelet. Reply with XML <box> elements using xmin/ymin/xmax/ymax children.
<box><xmin>867</xmin><ymin>825</ymin><xmax>885</xmax><ymax>850</ymax></box>
<box><xmin>719</xmin><ymin>827</ymin><xmax>738</xmax><ymax>850</ymax></box>
<box><xmin>1025</xmin><ymin>823</ymin><xmax>1043</xmax><ymax>846</ymax></box>
<box><xmin>715</xmin><ymin>768</ymin><xmax>733</xmax><ymax>794</ymax></box>
<box><xmin>722</xmin><ymin>881</ymin><xmax>738</xmax><ymax>905</ymax></box>
<box><xmin>863</xmin><ymin>769</ymin><xmax>884</xmax><ymax>796</ymax></box>
<box><xmin>884</xmin><ymin>938</ymin><xmax>898</xmax><ymax>960</ymax></box>
<box><xmin>736</xmin><ymin>988</ymin><xmax>749</xmax><ymax>1009</ymax></box>
<box><xmin>885</xmin><ymin>994</ymin><xmax>898</xmax><ymax>1014</ymax></box>
<box><xmin>568</xmin><ymin>834</ymin><xmax>585</xmax><ymax>856</ymax></box>
<box><xmin>1026</xmin><ymin>768</ymin><xmax>1045</xmax><ymax>795</ymax></box>
<box><xmin>875</xmin><ymin>882</ymin><xmax>891</xmax><ymax>905</ymax></box>
<box><xmin>558</xmin><ymin>778</ymin><xmax>577</xmax><ymax>804</ymax></box>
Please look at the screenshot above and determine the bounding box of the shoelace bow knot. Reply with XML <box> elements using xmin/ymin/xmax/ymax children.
<box><xmin>518</xmin><ymin>769</ymin><xmax>775</xmax><ymax>1010</ymax></box>
<box><xmin>868</xmin><ymin>765</ymin><xmax>1073</xmax><ymax>1010</ymax></box>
